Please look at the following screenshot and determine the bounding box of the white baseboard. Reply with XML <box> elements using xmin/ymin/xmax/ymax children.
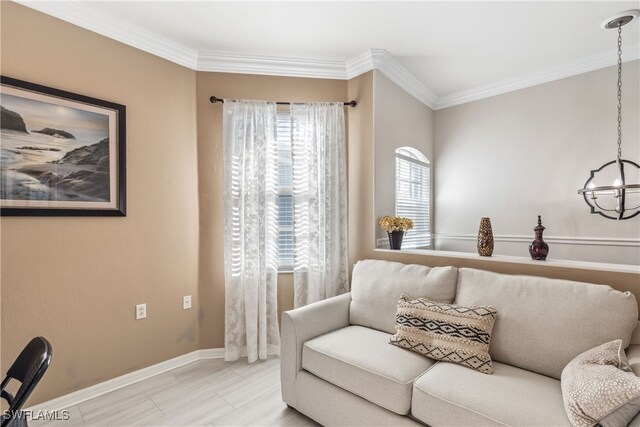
<box><xmin>27</xmin><ymin>348</ymin><xmax>225</xmax><ymax>413</ymax></box>
<box><xmin>198</xmin><ymin>348</ymin><xmax>226</xmax><ymax>359</ymax></box>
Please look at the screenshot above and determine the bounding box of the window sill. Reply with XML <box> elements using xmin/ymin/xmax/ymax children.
<box><xmin>374</xmin><ymin>248</ymin><xmax>640</xmax><ymax>275</ymax></box>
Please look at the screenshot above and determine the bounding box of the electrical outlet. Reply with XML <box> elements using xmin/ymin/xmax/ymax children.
<box><xmin>183</xmin><ymin>295</ymin><xmax>192</xmax><ymax>310</ymax></box>
<box><xmin>136</xmin><ymin>303</ymin><xmax>147</xmax><ymax>320</ymax></box>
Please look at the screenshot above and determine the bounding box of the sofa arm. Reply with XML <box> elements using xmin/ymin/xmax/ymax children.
<box><xmin>628</xmin><ymin>344</ymin><xmax>640</xmax><ymax>377</ymax></box>
<box><xmin>280</xmin><ymin>292</ymin><xmax>351</xmax><ymax>407</ymax></box>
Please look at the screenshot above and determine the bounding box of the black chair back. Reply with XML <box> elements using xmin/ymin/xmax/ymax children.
<box><xmin>1</xmin><ymin>337</ymin><xmax>52</xmax><ymax>427</ymax></box>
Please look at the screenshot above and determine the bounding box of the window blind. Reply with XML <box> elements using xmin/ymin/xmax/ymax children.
<box><xmin>395</xmin><ymin>151</ymin><xmax>431</xmax><ymax>249</ymax></box>
<box><xmin>277</xmin><ymin>112</ymin><xmax>294</xmax><ymax>270</ymax></box>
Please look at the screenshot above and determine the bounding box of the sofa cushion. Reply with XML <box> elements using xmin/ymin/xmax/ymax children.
<box><xmin>561</xmin><ymin>340</ymin><xmax>640</xmax><ymax>427</ymax></box>
<box><xmin>412</xmin><ymin>361</ymin><xmax>571</xmax><ymax>426</ymax></box>
<box><xmin>389</xmin><ymin>295</ymin><xmax>497</xmax><ymax>373</ymax></box>
<box><xmin>350</xmin><ymin>260</ymin><xmax>458</xmax><ymax>334</ymax></box>
<box><xmin>632</xmin><ymin>321</ymin><xmax>640</xmax><ymax>345</ymax></box>
<box><xmin>629</xmin><ymin>344</ymin><xmax>640</xmax><ymax>377</ymax></box>
<box><xmin>302</xmin><ymin>325</ymin><xmax>434</xmax><ymax>415</ymax></box>
<box><xmin>455</xmin><ymin>268</ymin><xmax>638</xmax><ymax>379</ymax></box>
<box><xmin>296</xmin><ymin>371</ymin><xmax>423</xmax><ymax>427</ymax></box>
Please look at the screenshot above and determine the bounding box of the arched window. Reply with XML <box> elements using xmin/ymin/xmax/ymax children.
<box><xmin>395</xmin><ymin>147</ymin><xmax>431</xmax><ymax>249</ymax></box>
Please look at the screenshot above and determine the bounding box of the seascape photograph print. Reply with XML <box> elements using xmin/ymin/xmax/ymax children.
<box><xmin>0</xmin><ymin>85</ymin><xmax>118</xmax><ymax>211</ymax></box>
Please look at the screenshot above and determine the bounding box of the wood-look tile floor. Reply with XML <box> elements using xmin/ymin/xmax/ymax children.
<box><xmin>31</xmin><ymin>357</ymin><xmax>319</xmax><ymax>427</ymax></box>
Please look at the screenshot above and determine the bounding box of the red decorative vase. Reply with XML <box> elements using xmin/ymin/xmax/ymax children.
<box><xmin>528</xmin><ymin>215</ymin><xmax>549</xmax><ymax>261</ymax></box>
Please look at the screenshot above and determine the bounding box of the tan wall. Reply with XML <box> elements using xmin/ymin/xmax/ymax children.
<box><xmin>0</xmin><ymin>2</ymin><xmax>200</xmax><ymax>404</ymax></box>
<box><xmin>347</xmin><ymin>71</ymin><xmax>375</xmax><ymax>269</ymax></box>
<box><xmin>195</xmin><ymin>72</ymin><xmax>348</xmax><ymax>349</ymax></box>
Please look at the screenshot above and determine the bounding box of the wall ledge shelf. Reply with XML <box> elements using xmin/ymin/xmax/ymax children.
<box><xmin>374</xmin><ymin>248</ymin><xmax>640</xmax><ymax>275</ymax></box>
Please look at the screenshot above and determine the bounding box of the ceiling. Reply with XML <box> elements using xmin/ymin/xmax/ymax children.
<box><xmin>16</xmin><ymin>1</ymin><xmax>640</xmax><ymax>109</ymax></box>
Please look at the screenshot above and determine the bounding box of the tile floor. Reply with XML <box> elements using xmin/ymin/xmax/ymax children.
<box><xmin>31</xmin><ymin>357</ymin><xmax>318</xmax><ymax>427</ymax></box>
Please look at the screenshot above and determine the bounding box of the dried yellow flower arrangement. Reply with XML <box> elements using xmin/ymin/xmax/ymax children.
<box><xmin>379</xmin><ymin>216</ymin><xmax>414</xmax><ymax>232</ymax></box>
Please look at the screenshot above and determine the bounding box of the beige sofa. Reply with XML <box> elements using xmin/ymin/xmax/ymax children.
<box><xmin>280</xmin><ymin>259</ymin><xmax>640</xmax><ymax>426</ymax></box>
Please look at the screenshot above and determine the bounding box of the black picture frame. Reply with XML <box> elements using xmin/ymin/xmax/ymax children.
<box><xmin>0</xmin><ymin>76</ymin><xmax>126</xmax><ymax>216</ymax></box>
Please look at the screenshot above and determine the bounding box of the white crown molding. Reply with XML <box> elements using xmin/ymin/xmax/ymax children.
<box><xmin>14</xmin><ymin>1</ymin><xmax>639</xmax><ymax>110</ymax></box>
<box><xmin>198</xmin><ymin>51</ymin><xmax>347</xmax><ymax>79</ymax></box>
<box><xmin>7</xmin><ymin>1</ymin><xmax>440</xmax><ymax>109</ymax></box>
<box><xmin>14</xmin><ymin>0</ymin><xmax>199</xmax><ymax>70</ymax></box>
<box><xmin>435</xmin><ymin>42</ymin><xmax>640</xmax><ymax>110</ymax></box>
<box><xmin>345</xmin><ymin>50</ymin><xmax>375</xmax><ymax>79</ymax></box>
<box><xmin>369</xmin><ymin>49</ymin><xmax>439</xmax><ymax>109</ymax></box>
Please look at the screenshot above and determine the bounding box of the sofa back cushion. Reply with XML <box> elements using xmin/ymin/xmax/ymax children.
<box><xmin>632</xmin><ymin>321</ymin><xmax>640</xmax><ymax>345</ymax></box>
<box><xmin>350</xmin><ymin>260</ymin><xmax>458</xmax><ymax>334</ymax></box>
<box><xmin>455</xmin><ymin>268</ymin><xmax>639</xmax><ymax>380</ymax></box>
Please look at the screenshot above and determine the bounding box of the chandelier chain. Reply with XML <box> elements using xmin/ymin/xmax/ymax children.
<box><xmin>617</xmin><ymin>22</ymin><xmax>622</xmax><ymax>160</ymax></box>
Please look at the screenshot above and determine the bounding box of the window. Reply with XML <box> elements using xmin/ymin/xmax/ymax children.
<box><xmin>395</xmin><ymin>147</ymin><xmax>431</xmax><ymax>249</ymax></box>
<box><xmin>277</xmin><ymin>111</ymin><xmax>294</xmax><ymax>270</ymax></box>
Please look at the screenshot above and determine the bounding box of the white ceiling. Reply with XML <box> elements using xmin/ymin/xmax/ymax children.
<box><xmin>16</xmin><ymin>1</ymin><xmax>640</xmax><ymax>109</ymax></box>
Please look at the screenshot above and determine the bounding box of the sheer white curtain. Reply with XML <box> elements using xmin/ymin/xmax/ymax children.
<box><xmin>222</xmin><ymin>99</ymin><xmax>280</xmax><ymax>362</ymax></box>
<box><xmin>291</xmin><ymin>103</ymin><xmax>349</xmax><ymax>308</ymax></box>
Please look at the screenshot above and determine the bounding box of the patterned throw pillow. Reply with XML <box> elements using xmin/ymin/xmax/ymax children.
<box><xmin>389</xmin><ymin>295</ymin><xmax>497</xmax><ymax>374</ymax></box>
<box><xmin>561</xmin><ymin>340</ymin><xmax>640</xmax><ymax>427</ymax></box>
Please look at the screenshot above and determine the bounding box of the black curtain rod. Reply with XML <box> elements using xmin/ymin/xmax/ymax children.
<box><xmin>209</xmin><ymin>96</ymin><xmax>357</xmax><ymax>108</ymax></box>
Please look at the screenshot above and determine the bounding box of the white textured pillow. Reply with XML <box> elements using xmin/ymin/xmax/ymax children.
<box><xmin>561</xmin><ymin>340</ymin><xmax>640</xmax><ymax>427</ymax></box>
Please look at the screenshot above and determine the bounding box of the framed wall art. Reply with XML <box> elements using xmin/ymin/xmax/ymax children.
<box><xmin>0</xmin><ymin>76</ymin><xmax>126</xmax><ymax>216</ymax></box>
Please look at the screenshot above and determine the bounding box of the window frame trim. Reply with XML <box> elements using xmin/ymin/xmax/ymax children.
<box><xmin>394</xmin><ymin>147</ymin><xmax>432</xmax><ymax>249</ymax></box>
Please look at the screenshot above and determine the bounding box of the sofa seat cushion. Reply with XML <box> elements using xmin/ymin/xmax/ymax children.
<box><xmin>302</xmin><ymin>325</ymin><xmax>434</xmax><ymax>415</ymax></box>
<box><xmin>412</xmin><ymin>361</ymin><xmax>571</xmax><ymax>426</ymax></box>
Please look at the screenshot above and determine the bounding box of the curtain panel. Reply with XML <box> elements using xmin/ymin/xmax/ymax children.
<box><xmin>222</xmin><ymin>100</ymin><xmax>280</xmax><ymax>362</ymax></box>
<box><xmin>291</xmin><ymin>102</ymin><xmax>349</xmax><ymax>308</ymax></box>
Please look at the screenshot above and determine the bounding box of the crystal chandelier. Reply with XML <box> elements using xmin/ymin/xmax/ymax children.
<box><xmin>577</xmin><ymin>10</ymin><xmax>640</xmax><ymax>220</ymax></box>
